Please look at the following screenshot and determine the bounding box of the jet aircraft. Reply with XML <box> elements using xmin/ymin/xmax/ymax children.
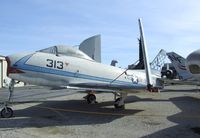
<box><xmin>166</xmin><ymin>52</ymin><xmax>200</xmax><ymax>85</ymax></box>
<box><xmin>1</xmin><ymin>19</ymin><xmax>163</xmax><ymax>118</ymax></box>
<box><xmin>186</xmin><ymin>49</ymin><xmax>200</xmax><ymax>79</ymax></box>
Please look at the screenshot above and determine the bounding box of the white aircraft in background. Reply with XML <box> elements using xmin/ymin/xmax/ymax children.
<box><xmin>166</xmin><ymin>52</ymin><xmax>200</xmax><ymax>85</ymax></box>
<box><xmin>1</xmin><ymin>19</ymin><xmax>164</xmax><ymax>118</ymax></box>
<box><xmin>186</xmin><ymin>49</ymin><xmax>200</xmax><ymax>79</ymax></box>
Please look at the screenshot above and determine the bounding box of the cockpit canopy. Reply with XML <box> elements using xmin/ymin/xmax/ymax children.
<box><xmin>38</xmin><ymin>45</ymin><xmax>93</xmax><ymax>61</ymax></box>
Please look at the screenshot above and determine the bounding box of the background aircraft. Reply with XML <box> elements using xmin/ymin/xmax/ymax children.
<box><xmin>166</xmin><ymin>52</ymin><xmax>200</xmax><ymax>85</ymax></box>
<box><xmin>186</xmin><ymin>49</ymin><xmax>200</xmax><ymax>79</ymax></box>
<box><xmin>1</xmin><ymin>19</ymin><xmax>164</xmax><ymax>118</ymax></box>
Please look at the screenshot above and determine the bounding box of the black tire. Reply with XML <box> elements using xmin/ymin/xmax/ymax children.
<box><xmin>87</xmin><ymin>94</ymin><xmax>96</xmax><ymax>104</ymax></box>
<box><xmin>166</xmin><ymin>70</ymin><xmax>173</xmax><ymax>79</ymax></box>
<box><xmin>114</xmin><ymin>98</ymin><xmax>125</xmax><ymax>109</ymax></box>
<box><xmin>1</xmin><ymin>107</ymin><xmax>13</xmax><ymax>118</ymax></box>
<box><xmin>152</xmin><ymin>87</ymin><xmax>160</xmax><ymax>92</ymax></box>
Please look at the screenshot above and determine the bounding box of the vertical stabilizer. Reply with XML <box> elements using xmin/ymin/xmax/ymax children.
<box><xmin>79</xmin><ymin>35</ymin><xmax>101</xmax><ymax>62</ymax></box>
<box><xmin>138</xmin><ymin>18</ymin><xmax>153</xmax><ymax>88</ymax></box>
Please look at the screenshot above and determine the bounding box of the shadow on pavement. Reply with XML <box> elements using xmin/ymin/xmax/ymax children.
<box><xmin>0</xmin><ymin>96</ymin><xmax>144</xmax><ymax>128</ymax></box>
<box><xmin>142</xmin><ymin>96</ymin><xmax>200</xmax><ymax>138</ymax></box>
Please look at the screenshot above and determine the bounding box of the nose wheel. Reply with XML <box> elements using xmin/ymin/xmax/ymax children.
<box><xmin>1</xmin><ymin>107</ymin><xmax>13</xmax><ymax>118</ymax></box>
<box><xmin>1</xmin><ymin>79</ymin><xmax>15</xmax><ymax>118</ymax></box>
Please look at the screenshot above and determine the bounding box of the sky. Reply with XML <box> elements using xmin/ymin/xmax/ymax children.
<box><xmin>1</xmin><ymin>0</ymin><xmax>200</xmax><ymax>67</ymax></box>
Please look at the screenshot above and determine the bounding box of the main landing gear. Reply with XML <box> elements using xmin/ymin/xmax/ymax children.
<box><xmin>147</xmin><ymin>84</ymin><xmax>160</xmax><ymax>93</ymax></box>
<box><xmin>1</xmin><ymin>79</ymin><xmax>15</xmax><ymax>118</ymax></box>
<box><xmin>84</xmin><ymin>91</ymin><xmax>127</xmax><ymax>109</ymax></box>
<box><xmin>114</xmin><ymin>92</ymin><xmax>127</xmax><ymax>109</ymax></box>
<box><xmin>84</xmin><ymin>91</ymin><xmax>97</xmax><ymax>104</ymax></box>
<box><xmin>86</xmin><ymin>93</ymin><xmax>97</xmax><ymax>104</ymax></box>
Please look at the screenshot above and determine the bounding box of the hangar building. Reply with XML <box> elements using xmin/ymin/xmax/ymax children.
<box><xmin>0</xmin><ymin>55</ymin><xmax>8</xmax><ymax>88</ymax></box>
<box><xmin>0</xmin><ymin>55</ymin><xmax>25</xmax><ymax>88</ymax></box>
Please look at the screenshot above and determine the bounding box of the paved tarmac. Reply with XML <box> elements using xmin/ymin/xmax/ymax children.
<box><xmin>0</xmin><ymin>85</ymin><xmax>200</xmax><ymax>138</ymax></box>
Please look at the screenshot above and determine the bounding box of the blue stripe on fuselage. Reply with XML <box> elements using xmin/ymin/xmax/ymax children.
<box><xmin>13</xmin><ymin>54</ymin><xmax>144</xmax><ymax>87</ymax></box>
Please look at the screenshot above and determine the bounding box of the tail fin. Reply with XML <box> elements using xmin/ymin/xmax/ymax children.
<box><xmin>138</xmin><ymin>18</ymin><xmax>153</xmax><ymax>88</ymax></box>
<box><xmin>167</xmin><ymin>52</ymin><xmax>192</xmax><ymax>79</ymax></box>
<box><xmin>150</xmin><ymin>49</ymin><xmax>167</xmax><ymax>72</ymax></box>
<box><xmin>79</xmin><ymin>35</ymin><xmax>101</xmax><ymax>62</ymax></box>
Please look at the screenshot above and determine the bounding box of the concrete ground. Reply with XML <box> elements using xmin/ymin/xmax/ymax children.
<box><xmin>0</xmin><ymin>85</ymin><xmax>200</xmax><ymax>138</ymax></box>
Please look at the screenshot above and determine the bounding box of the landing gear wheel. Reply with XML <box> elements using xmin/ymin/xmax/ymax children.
<box><xmin>114</xmin><ymin>98</ymin><xmax>125</xmax><ymax>109</ymax></box>
<box><xmin>152</xmin><ymin>87</ymin><xmax>160</xmax><ymax>92</ymax></box>
<box><xmin>1</xmin><ymin>107</ymin><xmax>13</xmax><ymax>118</ymax></box>
<box><xmin>166</xmin><ymin>70</ymin><xmax>173</xmax><ymax>79</ymax></box>
<box><xmin>87</xmin><ymin>94</ymin><xmax>96</xmax><ymax>104</ymax></box>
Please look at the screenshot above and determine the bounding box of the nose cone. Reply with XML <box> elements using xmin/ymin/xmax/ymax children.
<box><xmin>7</xmin><ymin>53</ymin><xmax>31</xmax><ymax>66</ymax></box>
<box><xmin>187</xmin><ymin>49</ymin><xmax>200</xmax><ymax>62</ymax></box>
<box><xmin>186</xmin><ymin>49</ymin><xmax>200</xmax><ymax>74</ymax></box>
<box><xmin>6</xmin><ymin>52</ymin><xmax>32</xmax><ymax>76</ymax></box>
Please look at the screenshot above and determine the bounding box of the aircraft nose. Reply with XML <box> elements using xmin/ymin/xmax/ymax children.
<box><xmin>6</xmin><ymin>53</ymin><xmax>31</xmax><ymax>76</ymax></box>
<box><xmin>6</xmin><ymin>54</ymin><xmax>21</xmax><ymax>67</ymax></box>
<box><xmin>186</xmin><ymin>49</ymin><xmax>200</xmax><ymax>62</ymax></box>
<box><xmin>186</xmin><ymin>49</ymin><xmax>200</xmax><ymax>74</ymax></box>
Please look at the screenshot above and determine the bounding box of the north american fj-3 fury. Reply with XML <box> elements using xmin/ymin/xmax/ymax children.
<box><xmin>1</xmin><ymin>19</ymin><xmax>165</xmax><ymax>118</ymax></box>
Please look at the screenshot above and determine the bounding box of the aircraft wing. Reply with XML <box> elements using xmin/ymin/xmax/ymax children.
<box><xmin>162</xmin><ymin>78</ymin><xmax>200</xmax><ymax>86</ymax></box>
<box><xmin>49</xmin><ymin>81</ymin><xmax>147</xmax><ymax>93</ymax></box>
<box><xmin>68</xmin><ymin>82</ymin><xmax>146</xmax><ymax>92</ymax></box>
<box><xmin>66</xmin><ymin>86</ymin><xmax>115</xmax><ymax>93</ymax></box>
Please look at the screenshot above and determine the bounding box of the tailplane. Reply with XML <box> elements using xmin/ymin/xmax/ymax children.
<box><xmin>167</xmin><ymin>52</ymin><xmax>192</xmax><ymax>80</ymax></box>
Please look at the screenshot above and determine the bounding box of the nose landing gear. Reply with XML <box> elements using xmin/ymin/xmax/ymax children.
<box><xmin>1</xmin><ymin>106</ymin><xmax>13</xmax><ymax>118</ymax></box>
<box><xmin>1</xmin><ymin>79</ymin><xmax>15</xmax><ymax>118</ymax></box>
